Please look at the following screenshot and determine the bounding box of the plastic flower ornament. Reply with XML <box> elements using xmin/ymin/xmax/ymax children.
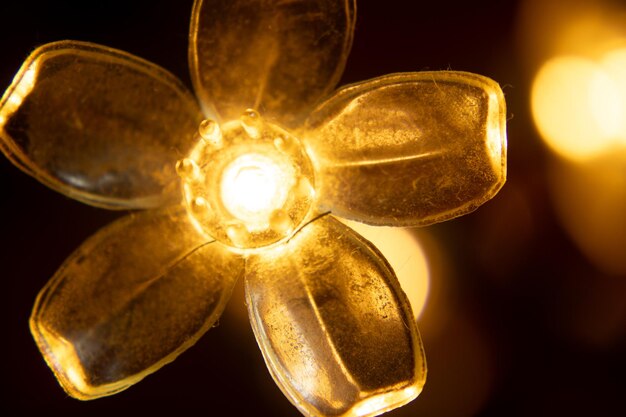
<box><xmin>0</xmin><ymin>1</ymin><xmax>506</xmax><ymax>416</ymax></box>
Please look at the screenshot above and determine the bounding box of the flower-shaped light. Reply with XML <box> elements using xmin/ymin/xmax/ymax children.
<box><xmin>0</xmin><ymin>1</ymin><xmax>507</xmax><ymax>416</ymax></box>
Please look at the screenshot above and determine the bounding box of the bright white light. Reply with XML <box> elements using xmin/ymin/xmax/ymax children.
<box><xmin>220</xmin><ymin>153</ymin><xmax>293</xmax><ymax>228</ymax></box>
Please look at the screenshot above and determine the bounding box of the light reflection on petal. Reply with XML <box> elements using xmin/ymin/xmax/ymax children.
<box><xmin>0</xmin><ymin>63</ymin><xmax>37</xmax><ymax>116</ymax></box>
<box><xmin>340</xmin><ymin>219</ymin><xmax>430</xmax><ymax>319</ymax></box>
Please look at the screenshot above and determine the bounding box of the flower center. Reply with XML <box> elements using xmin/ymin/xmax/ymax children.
<box><xmin>177</xmin><ymin>110</ymin><xmax>315</xmax><ymax>249</ymax></box>
<box><xmin>220</xmin><ymin>153</ymin><xmax>294</xmax><ymax>229</ymax></box>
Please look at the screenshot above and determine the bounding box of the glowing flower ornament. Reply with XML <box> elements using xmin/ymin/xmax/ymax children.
<box><xmin>0</xmin><ymin>1</ymin><xmax>507</xmax><ymax>416</ymax></box>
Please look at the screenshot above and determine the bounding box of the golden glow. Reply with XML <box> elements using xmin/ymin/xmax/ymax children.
<box><xmin>341</xmin><ymin>220</ymin><xmax>430</xmax><ymax>319</ymax></box>
<box><xmin>181</xmin><ymin>115</ymin><xmax>315</xmax><ymax>249</ymax></box>
<box><xmin>350</xmin><ymin>385</ymin><xmax>421</xmax><ymax>417</ymax></box>
<box><xmin>486</xmin><ymin>91</ymin><xmax>505</xmax><ymax>169</ymax></box>
<box><xmin>198</xmin><ymin>118</ymin><xmax>223</xmax><ymax>147</ymax></box>
<box><xmin>532</xmin><ymin>48</ymin><xmax>626</xmax><ymax>161</ymax></box>
<box><xmin>35</xmin><ymin>320</ymin><xmax>165</xmax><ymax>400</ymax></box>
<box><xmin>0</xmin><ymin>64</ymin><xmax>37</xmax><ymax>123</ymax></box>
<box><xmin>602</xmin><ymin>48</ymin><xmax>626</xmax><ymax>146</ymax></box>
<box><xmin>220</xmin><ymin>153</ymin><xmax>293</xmax><ymax>228</ymax></box>
<box><xmin>521</xmin><ymin>0</ymin><xmax>626</xmax><ymax>276</ymax></box>
<box><xmin>7</xmin><ymin>1</ymin><xmax>511</xmax><ymax>412</ymax></box>
<box><xmin>13</xmin><ymin>66</ymin><xmax>38</xmax><ymax>105</ymax></box>
<box><xmin>37</xmin><ymin>326</ymin><xmax>90</xmax><ymax>396</ymax></box>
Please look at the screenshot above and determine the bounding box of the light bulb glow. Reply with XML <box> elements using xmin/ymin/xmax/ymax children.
<box><xmin>220</xmin><ymin>153</ymin><xmax>294</xmax><ymax>229</ymax></box>
<box><xmin>179</xmin><ymin>114</ymin><xmax>315</xmax><ymax>249</ymax></box>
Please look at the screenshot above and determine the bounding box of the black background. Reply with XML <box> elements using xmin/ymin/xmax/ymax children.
<box><xmin>0</xmin><ymin>1</ymin><xmax>624</xmax><ymax>416</ymax></box>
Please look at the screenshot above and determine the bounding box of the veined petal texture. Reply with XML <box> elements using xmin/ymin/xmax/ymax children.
<box><xmin>0</xmin><ymin>41</ymin><xmax>203</xmax><ymax>209</ymax></box>
<box><xmin>304</xmin><ymin>72</ymin><xmax>507</xmax><ymax>226</ymax></box>
<box><xmin>245</xmin><ymin>216</ymin><xmax>426</xmax><ymax>417</ymax></box>
<box><xmin>30</xmin><ymin>206</ymin><xmax>243</xmax><ymax>399</ymax></box>
<box><xmin>189</xmin><ymin>0</ymin><xmax>356</xmax><ymax>127</ymax></box>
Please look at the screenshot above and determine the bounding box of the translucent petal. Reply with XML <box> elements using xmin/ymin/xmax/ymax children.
<box><xmin>30</xmin><ymin>206</ymin><xmax>243</xmax><ymax>399</ymax></box>
<box><xmin>0</xmin><ymin>41</ymin><xmax>203</xmax><ymax>209</ymax></box>
<box><xmin>245</xmin><ymin>215</ymin><xmax>426</xmax><ymax>417</ymax></box>
<box><xmin>303</xmin><ymin>72</ymin><xmax>507</xmax><ymax>226</ymax></box>
<box><xmin>189</xmin><ymin>0</ymin><xmax>356</xmax><ymax>127</ymax></box>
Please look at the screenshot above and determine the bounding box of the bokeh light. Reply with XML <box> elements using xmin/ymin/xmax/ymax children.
<box><xmin>532</xmin><ymin>50</ymin><xmax>626</xmax><ymax>161</ymax></box>
<box><xmin>524</xmin><ymin>0</ymin><xmax>626</xmax><ymax>276</ymax></box>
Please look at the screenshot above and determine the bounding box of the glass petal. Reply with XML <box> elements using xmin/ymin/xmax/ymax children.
<box><xmin>245</xmin><ymin>215</ymin><xmax>426</xmax><ymax>417</ymax></box>
<box><xmin>303</xmin><ymin>72</ymin><xmax>507</xmax><ymax>226</ymax></box>
<box><xmin>189</xmin><ymin>0</ymin><xmax>356</xmax><ymax>127</ymax></box>
<box><xmin>30</xmin><ymin>206</ymin><xmax>243</xmax><ymax>399</ymax></box>
<box><xmin>0</xmin><ymin>41</ymin><xmax>203</xmax><ymax>209</ymax></box>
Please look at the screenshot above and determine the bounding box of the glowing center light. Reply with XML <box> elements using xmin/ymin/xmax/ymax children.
<box><xmin>220</xmin><ymin>153</ymin><xmax>294</xmax><ymax>228</ymax></box>
<box><xmin>179</xmin><ymin>110</ymin><xmax>316</xmax><ymax>249</ymax></box>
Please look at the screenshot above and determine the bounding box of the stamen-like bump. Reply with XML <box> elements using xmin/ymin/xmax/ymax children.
<box><xmin>181</xmin><ymin>117</ymin><xmax>315</xmax><ymax>249</ymax></box>
<box><xmin>273</xmin><ymin>136</ymin><xmax>298</xmax><ymax>154</ymax></box>
<box><xmin>273</xmin><ymin>136</ymin><xmax>284</xmax><ymax>148</ymax></box>
<box><xmin>269</xmin><ymin>209</ymin><xmax>293</xmax><ymax>234</ymax></box>
<box><xmin>198</xmin><ymin>119</ymin><xmax>223</xmax><ymax>147</ymax></box>
<box><xmin>191</xmin><ymin>196</ymin><xmax>208</xmax><ymax>211</ymax></box>
<box><xmin>226</xmin><ymin>223</ymin><xmax>249</xmax><ymax>247</ymax></box>
<box><xmin>241</xmin><ymin>109</ymin><xmax>262</xmax><ymax>139</ymax></box>
<box><xmin>296</xmin><ymin>177</ymin><xmax>315</xmax><ymax>200</ymax></box>
<box><xmin>175</xmin><ymin>158</ymin><xmax>200</xmax><ymax>179</ymax></box>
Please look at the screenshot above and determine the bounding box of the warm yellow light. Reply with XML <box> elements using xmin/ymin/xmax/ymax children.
<box><xmin>180</xmin><ymin>116</ymin><xmax>315</xmax><ymax>249</ymax></box>
<box><xmin>532</xmin><ymin>49</ymin><xmax>626</xmax><ymax>161</ymax></box>
<box><xmin>0</xmin><ymin>64</ymin><xmax>37</xmax><ymax>123</ymax></box>
<box><xmin>37</xmin><ymin>327</ymin><xmax>91</xmax><ymax>395</ymax></box>
<box><xmin>602</xmin><ymin>48</ymin><xmax>626</xmax><ymax>144</ymax></box>
<box><xmin>532</xmin><ymin>56</ymin><xmax>609</xmax><ymax>159</ymax></box>
<box><xmin>220</xmin><ymin>153</ymin><xmax>293</xmax><ymax>229</ymax></box>
<box><xmin>351</xmin><ymin>385</ymin><xmax>421</xmax><ymax>417</ymax></box>
<box><xmin>2</xmin><ymin>0</ymin><xmax>511</xmax><ymax>414</ymax></box>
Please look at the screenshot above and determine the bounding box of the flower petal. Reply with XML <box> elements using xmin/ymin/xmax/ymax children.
<box><xmin>245</xmin><ymin>215</ymin><xmax>426</xmax><ymax>417</ymax></box>
<box><xmin>30</xmin><ymin>206</ymin><xmax>243</xmax><ymax>399</ymax></box>
<box><xmin>189</xmin><ymin>0</ymin><xmax>356</xmax><ymax>127</ymax></box>
<box><xmin>0</xmin><ymin>41</ymin><xmax>203</xmax><ymax>209</ymax></box>
<box><xmin>303</xmin><ymin>72</ymin><xmax>507</xmax><ymax>226</ymax></box>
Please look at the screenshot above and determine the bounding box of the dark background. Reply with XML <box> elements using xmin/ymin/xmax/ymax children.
<box><xmin>0</xmin><ymin>0</ymin><xmax>624</xmax><ymax>416</ymax></box>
